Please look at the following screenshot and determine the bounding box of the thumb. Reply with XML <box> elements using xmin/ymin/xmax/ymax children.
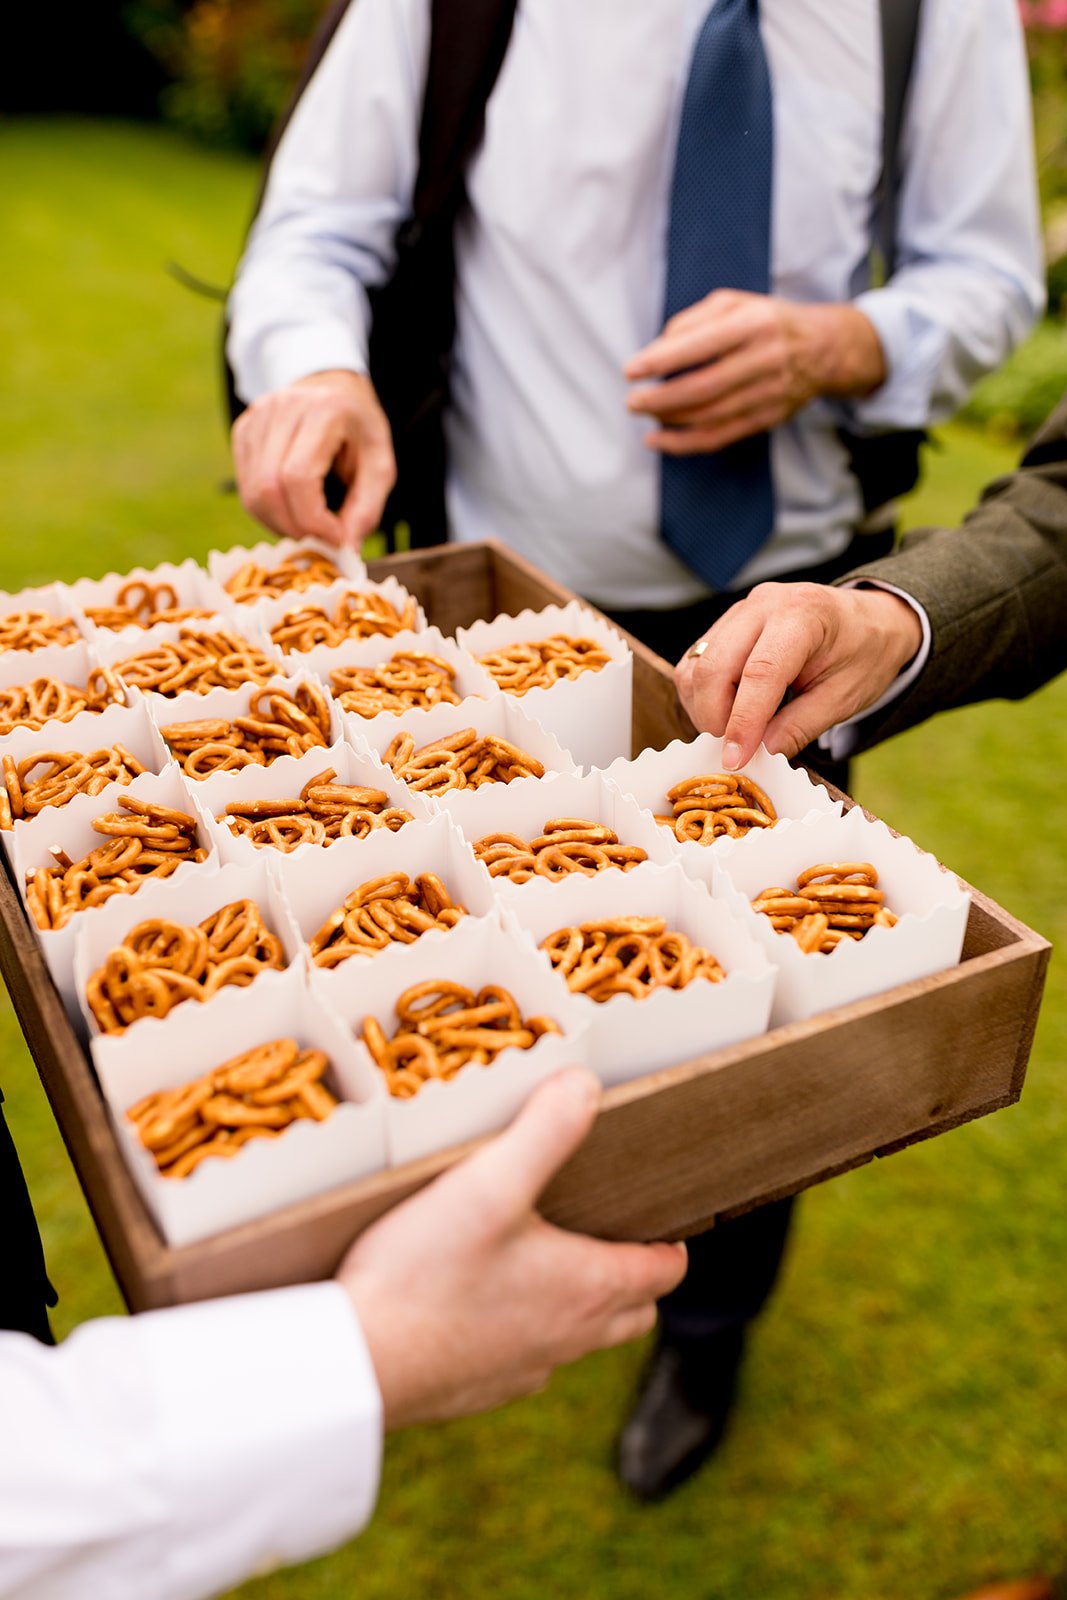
<box><xmin>467</xmin><ymin>1068</ymin><xmax>601</xmax><ymax>1218</ymax></box>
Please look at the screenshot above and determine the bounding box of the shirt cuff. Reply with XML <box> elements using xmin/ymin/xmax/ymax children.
<box><xmin>137</xmin><ymin>1281</ymin><xmax>382</xmax><ymax>1596</ymax></box>
<box><xmin>228</xmin><ymin>322</ymin><xmax>369</xmax><ymax>405</ymax></box>
<box><xmin>817</xmin><ymin>581</ymin><xmax>932</xmax><ymax>762</ymax></box>
<box><xmin>846</xmin><ymin>288</ymin><xmax>946</xmax><ymax>432</ymax></box>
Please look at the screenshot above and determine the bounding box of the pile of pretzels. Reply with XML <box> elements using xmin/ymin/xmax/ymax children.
<box><xmin>310</xmin><ymin>871</ymin><xmax>466</xmax><ymax>968</ymax></box>
<box><xmin>223</xmin><ymin>550</ymin><xmax>344</xmax><ymax>602</ymax></box>
<box><xmin>110</xmin><ymin>628</ymin><xmax>280</xmax><ymax>697</ymax></box>
<box><xmin>329</xmin><ymin>651</ymin><xmax>462</xmax><ymax>718</ymax></box>
<box><xmin>655</xmin><ymin>772</ymin><xmax>777</xmax><ymax>845</ymax></box>
<box><xmin>2</xmin><ymin>744</ymin><xmax>149</xmax><ymax>827</ymax></box>
<box><xmin>477</xmin><ymin>634</ymin><xmax>610</xmax><ymax>694</ymax></box>
<box><xmin>83</xmin><ymin>580</ymin><xmax>212</xmax><ymax>631</ymax></box>
<box><xmin>751</xmin><ymin>862</ymin><xmax>898</xmax><ymax>953</ymax></box>
<box><xmin>269</xmin><ymin>590</ymin><xmax>418</xmax><ymax>652</ymax></box>
<box><xmin>160</xmin><ymin>683</ymin><xmax>332</xmax><ymax>779</ymax></box>
<box><xmin>25</xmin><ymin>796</ymin><xmax>207</xmax><ymax>931</ymax></box>
<box><xmin>0</xmin><ymin>610</ymin><xmax>81</xmax><ymax>654</ymax></box>
<box><xmin>384</xmin><ymin>728</ymin><xmax>544</xmax><ymax>794</ymax></box>
<box><xmin>541</xmin><ymin>916</ymin><xmax>725</xmax><ymax>1002</ymax></box>
<box><xmin>86</xmin><ymin>899</ymin><xmax>286</xmax><ymax>1033</ymax></box>
<box><xmin>0</xmin><ymin>669</ymin><xmax>125</xmax><ymax>735</ymax></box>
<box><xmin>361</xmin><ymin>980</ymin><xmax>561</xmax><ymax>1098</ymax></box>
<box><xmin>473</xmin><ymin>817</ymin><xmax>647</xmax><ymax>883</ymax></box>
<box><xmin>219</xmin><ymin>767</ymin><xmax>412</xmax><ymax>852</ymax></box>
<box><xmin>127</xmin><ymin>1038</ymin><xmax>338</xmax><ymax>1179</ymax></box>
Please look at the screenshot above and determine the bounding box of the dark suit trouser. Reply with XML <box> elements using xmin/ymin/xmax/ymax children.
<box><xmin>1</xmin><ymin>1088</ymin><xmax>56</xmax><ymax>1342</ymax></box>
<box><xmin>602</xmin><ymin>528</ymin><xmax>890</xmax><ymax>1343</ymax></box>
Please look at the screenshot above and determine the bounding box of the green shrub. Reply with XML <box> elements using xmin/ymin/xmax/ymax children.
<box><xmin>959</xmin><ymin>319</ymin><xmax>1067</xmax><ymax>440</ymax></box>
<box><xmin>125</xmin><ymin>0</ymin><xmax>327</xmax><ymax>149</ymax></box>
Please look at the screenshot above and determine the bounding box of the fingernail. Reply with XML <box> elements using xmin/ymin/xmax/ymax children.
<box><xmin>722</xmin><ymin>741</ymin><xmax>743</xmax><ymax>770</ymax></box>
<box><xmin>560</xmin><ymin>1068</ymin><xmax>600</xmax><ymax>1110</ymax></box>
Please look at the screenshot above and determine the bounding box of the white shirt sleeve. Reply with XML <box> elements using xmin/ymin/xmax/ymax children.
<box><xmin>0</xmin><ymin>1282</ymin><xmax>382</xmax><ymax>1600</ymax></box>
<box><xmin>848</xmin><ymin>0</ymin><xmax>1045</xmax><ymax>431</ymax></box>
<box><xmin>226</xmin><ymin>0</ymin><xmax>430</xmax><ymax>403</ymax></box>
<box><xmin>818</xmin><ymin>581</ymin><xmax>932</xmax><ymax>762</ymax></box>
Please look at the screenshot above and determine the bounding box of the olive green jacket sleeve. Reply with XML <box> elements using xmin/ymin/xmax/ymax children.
<box><xmin>838</xmin><ymin>392</ymin><xmax>1067</xmax><ymax>753</ymax></box>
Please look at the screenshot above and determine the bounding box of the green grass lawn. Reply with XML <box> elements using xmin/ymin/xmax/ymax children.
<box><xmin>3</xmin><ymin>117</ymin><xmax>1066</xmax><ymax>1600</ymax></box>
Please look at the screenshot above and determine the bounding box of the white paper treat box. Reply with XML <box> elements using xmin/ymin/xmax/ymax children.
<box><xmin>249</xmin><ymin>573</ymin><xmax>427</xmax><ymax>658</ymax></box>
<box><xmin>599</xmin><ymin>732</ymin><xmax>842</xmax><ymax>893</ymax></box>
<box><xmin>0</xmin><ymin>698</ymin><xmax>173</xmax><ymax>870</ymax></box>
<box><xmin>275</xmin><ymin>810</ymin><xmax>498</xmax><ymax>1003</ymax></box>
<box><xmin>60</xmin><ymin>559</ymin><xmax>226</xmax><ymax>647</ymax></box>
<box><xmin>323</xmin><ymin>912</ymin><xmax>591</xmax><ymax>1166</ymax></box>
<box><xmin>10</xmin><ymin>766</ymin><xmax>218</xmax><ymax>1024</ymax></box>
<box><xmin>443</xmin><ymin>767</ymin><xmax>677</xmax><ymax>910</ymax></box>
<box><xmin>200</xmin><ymin>739</ymin><xmax>433</xmax><ymax>868</ymax></box>
<box><xmin>72</xmin><ymin>854</ymin><xmax>304</xmax><ymax>1043</ymax></box>
<box><xmin>349</xmin><ymin>693</ymin><xmax>579</xmax><ymax>817</ymax></box>
<box><xmin>145</xmin><ymin>670</ymin><xmax>348</xmax><ymax>814</ymax></box>
<box><xmin>710</xmin><ymin>806</ymin><xmax>972</xmax><ymax>1027</ymax></box>
<box><xmin>500</xmin><ymin>858</ymin><xmax>776</xmax><ymax>1088</ymax></box>
<box><xmin>0</xmin><ymin>639</ymin><xmax>145</xmax><ymax>757</ymax></box>
<box><xmin>456</xmin><ymin>600</ymin><xmax>632</xmax><ymax>772</ymax></box>
<box><xmin>96</xmin><ymin>965</ymin><xmax>388</xmax><ymax>1248</ymax></box>
<box><xmin>205</xmin><ymin>536</ymin><xmax>367</xmax><ymax>612</ymax></box>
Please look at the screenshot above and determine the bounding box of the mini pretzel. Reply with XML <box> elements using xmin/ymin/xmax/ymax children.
<box><xmin>472</xmin><ymin>816</ymin><xmax>647</xmax><ymax>884</ymax></box>
<box><xmin>219</xmin><ymin>766</ymin><xmax>414</xmax><ymax>851</ymax></box>
<box><xmin>751</xmin><ymin>862</ymin><xmax>899</xmax><ymax>954</ymax></box>
<box><xmin>160</xmin><ymin>683</ymin><xmax>333</xmax><ymax>778</ymax></box>
<box><xmin>270</xmin><ymin>590</ymin><xmax>418</xmax><ymax>653</ymax></box>
<box><xmin>329</xmin><ymin>650</ymin><xmax>463</xmax><ymax>717</ymax></box>
<box><xmin>127</xmin><ymin>1037</ymin><xmax>338</xmax><ymax>1179</ymax></box>
<box><xmin>310</xmin><ymin>871</ymin><xmax>467</xmax><ymax>969</ymax></box>
<box><xmin>86</xmin><ymin>898</ymin><xmax>285</xmax><ymax>1033</ymax></box>
<box><xmin>223</xmin><ymin>550</ymin><xmax>345</xmax><ymax>602</ymax></box>
<box><xmin>1</xmin><ymin>744</ymin><xmax>150</xmax><ymax>827</ymax></box>
<box><xmin>540</xmin><ymin>917</ymin><xmax>725</xmax><ymax>1002</ymax></box>
<box><xmin>0</xmin><ymin>669</ymin><xmax>126</xmax><ymax>734</ymax></box>
<box><xmin>111</xmin><ymin>628</ymin><xmax>280</xmax><ymax>696</ymax></box>
<box><xmin>478</xmin><ymin>635</ymin><xmax>611</xmax><ymax>695</ymax></box>
<box><xmin>84</xmin><ymin>580</ymin><xmax>214</xmax><ymax>631</ymax></box>
<box><xmin>0</xmin><ymin>609</ymin><xmax>81</xmax><ymax>654</ymax></box>
<box><xmin>383</xmin><ymin>727</ymin><xmax>545</xmax><ymax>795</ymax></box>
<box><xmin>654</xmin><ymin>772</ymin><xmax>778</xmax><ymax>845</ymax></box>
<box><xmin>360</xmin><ymin>980</ymin><xmax>560</xmax><ymax>1098</ymax></box>
<box><xmin>24</xmin><ymin>795</ymin><xmax>207</xmax><ymax>932</ymax></box>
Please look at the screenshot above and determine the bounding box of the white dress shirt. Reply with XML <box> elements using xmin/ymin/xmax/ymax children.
<box><xmin>228</xmin><ymin>0</ymin><xmax>1043</xmax><ymax>610</ymax></box>
<box><xmin>0</xmin><ymin>1284</ymin><xmax>381</xmax><ymax>1600</ymax></box>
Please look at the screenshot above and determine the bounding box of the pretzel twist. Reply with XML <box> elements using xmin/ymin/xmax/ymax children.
<box><xmin>160</xmin><ymin>683</ymin><xmax>333</xmax><ymax>778</ymax></box>
<box><xmin>477</xmin><ymin>635</ymin><xmax>611</xmax><ymax>695</ymax></box>
<box><xmin>540</xmin><ymin>916</ymin><xmax>725</xmax><ymax>1002</ymax></box>
<box><xmin>361</xmin><ymin>980</ymin><xmax>560</xmax><ymax>1098</ymax></box>
<box><xmin>24</xmin><ymin>796</ymin><xmax>206</xmax><ymax>931</ymax></box>
<box><xmin>329</xmin><ymin>650</ymin><xmax>463</xmax><ymax>717</ymax></box>
<box><xmin>269</xmin><ymin>590</ymin><xmax>418</xmax><ymax>653</ymax></box>
<box><xmin>653</xmin><ymin>772</ymin><xmax>778</xmax><ymax>845</ymax></box>
<box><xmin>383</xmin><ymin>727</ymin><xmax>545</xmax><ymax>795</ymax></box>
<box><xmin>127</xmin><ymin>1037</ymin><xmax>338</xmax><ymax>1179</ymax></box>
<box><xmin>86</xmin><ymin>898</ymin><xmax>285</xmax><ymax>1033</ymax></box>
<box><xmin>0</xmin><ymin>609</ymin><xmax>81</xmax><ymax>654</ymax></box>
<box><xmin>223</xmin><ymin>550</ymin><xmax>345</xmax><ymax>603</ymax></box>
<box><xmin>751</xmin><ymin>862</ymin><xmax>898</xmax><ymax>953</ymax></box>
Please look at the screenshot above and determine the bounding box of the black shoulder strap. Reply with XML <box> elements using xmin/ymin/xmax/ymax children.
<box><xmin>877</xmin><ymin>0</ymin><xmax>924</xmax><ymax>275</ymax></box>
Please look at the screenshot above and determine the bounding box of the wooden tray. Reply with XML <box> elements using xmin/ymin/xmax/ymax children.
<box><xmin>0</xmin><ymin>541</ymin><xmax>1050</xmax><ymax>1311</ymax></box>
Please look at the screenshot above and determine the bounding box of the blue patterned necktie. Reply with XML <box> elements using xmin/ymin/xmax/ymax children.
<box><xmin>660</xmin><ymin>0</ymin><xmax>775</xmax><ymax>591</ymax></box>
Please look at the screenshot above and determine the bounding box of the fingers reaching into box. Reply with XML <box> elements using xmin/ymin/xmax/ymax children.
<box><xmin>339</xmin><ymin>1068</ymin><xmax>688</xmax><ymax>1428</ymax></box>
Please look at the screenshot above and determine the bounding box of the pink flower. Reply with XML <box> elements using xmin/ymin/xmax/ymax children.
<box><xmin>1020</xmin><ymin>0</ymin><xmax>1067</xmax><ymax>27</ymax></box>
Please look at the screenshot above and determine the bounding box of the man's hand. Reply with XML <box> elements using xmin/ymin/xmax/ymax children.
<box><xmin>674</xmin><ymin>582</ymin><xmax>924</xmax><ymax>768</ymax></box>
<box><xmin>339</xmin><ymin>1069</ymin><xmax>687</xmax><ymax>1430</ymax></box>
<box><xmin>231</xmin><ymin>370</ymin><xmax>396</xmax><ymax>548</ymax></box>
<box><xmin>625</xmin><ymin>291</ymin><xmax>886</xmax><ymax>455</ymax></box>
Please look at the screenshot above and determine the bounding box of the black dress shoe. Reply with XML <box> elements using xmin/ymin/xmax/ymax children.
<box><xmin>616</xmin><ymin>1330</ymin><xmax>745</xmax><ymax>1501</ymax></box>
